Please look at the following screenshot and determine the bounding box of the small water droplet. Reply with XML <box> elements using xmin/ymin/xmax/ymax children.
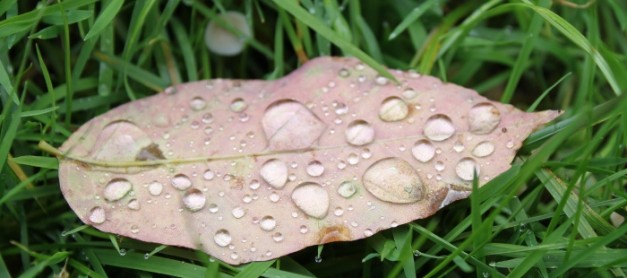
<box><xmin>506</xmin><ymin>140</ymin><xmax>514</xmax><ymax>149</ymax></box>
<box><xmin>337</xmin><ymin>160</ymin><xmax>347</xmax><ymax>170</ymax></box>
<box><xmin>468</xmin><ymin>103</ymin><xmax>501</xmax><ymax>134</ymax></box>
<box><xmin>214</xmin><ymin>229</ymin><xmax>232</xmax><ymax>247</ymax></box>
<box><xmin>334</xmin><ymin>207</ymin><xmax>344</xmax><ymax>216</ymax></box>
<box><xmin>183</xmin><ymin>188</ymin><xmax>206</xmax><ymax>211</ymax></box>
<box><xmin>269</xmin><ymin>192</ymin><xmax>280</xmax><ymax>202</ymax></box>
<box><xmin>208</xmin><ymin>203</ymin><xmax>219</xmax><ymax>213</ymax></box>
<box><xmin>456</xmin><ymin>158</ymin><xmax>480</xmax><ymax>181</ymax></box>
<box><xmin>424</xmin><ymin>114</ymin><xmax>456</xmax><ymax>141</ymax></box>
<box><xmin>203</xmin><ymin>169</ymin><xmax>215</xmax><ymax>181</ymax></box>
<box><xmin>335</xmin><ymin>102</ymin><xmax>348</xmax><ymax>115</ymax></box>
<box><xmin>130</xmin><ymin>225</ymin><xmax>139</xmax><ymax>234</ymax></box>
<box><xmin>190</xmin><ymin>96</ymin><xmax>206</xmax><ymax>111</ymax></box>
<box><xmin>338</xmin><ymin>68</ymin><xmax>350</xmax><ymax>78</ymax></box>
<box><xmin>375</xmin><ymin>76</ymin><xmax>388</xmax><ymax>85</ymax></box>
<box><xmin>412</xmin><ymin>139</ymin><xmax>435</xmax><ymax>162</ymax></box>
<box><xmin>291</xmin><ymin>182</ymin><xmax>330</xmax><ymax>219</ymax></box>
<box><xmin>260</xmin><ymin>159</ymin><xmax>288</xmax><ymax>189</ymax></box>
<box><xmin>347</xmin><ymin>153</ymin><xmax>360</xmax><ymax>165</ymax></box>
<box><xmin>315</xmin><ymin>256</ymin><xmax>322</xmax><ymax>263</ymax></box>
<box><xmin>260</xmin><ymin>216</ymin><xmax>277</xmax><ymax>231</ymax></box>
<box><xmin>472</xmin><ymin>141</ymin><xmax>495</xmax><ymax>157</ymax></box>
<box><xmin>363</xmin><ymin>158</ymin><xmax>423</xmax><ymax>203</ymax></box>
<box><xmin>300</xmin><ymin>225</ymin><xmax>309</xmax><ymax>234</ymax></box>
<box><xmin>148</xmin><ymin>181</ymin><xmax>163</xmax><ymax>196</ymax></box>
<box><xmin>453</xmin><ymin>141</ymin><xmax>465</xmax><ymax>153</ymax></box>
<box><xmin>103</xmin><ymin>180</ymin><xmax>133</xmax><ymax>203</ymax></box>
<box><xmin>272</xmin><ymin>232</ymin><xmax>284</xmax><ymax>242</ymax></box>
<box><xmin>171</xmin><ymin>174</ymin><xmax>192</xmax><ymax>190</ymax></box>
<box><xmin>350</xmin><ymin>221</ymin><xmax>359</xmax><ymax>227</ymax></box>
<box><xmin>88</xmin><ymin>206</ymin><xmax>106</xmax><ymax>224</ymax></box>
<box><xmin>306</xmin><ymin>160</ymin><xmax>325</xmax><ymax>177</ymax></box>
<box><xmin>361</xmin><ymin>148</ymin><xmax>372</xmax><ymax>159</ymax></box>
<box><xmin>379</xmin><ymin>97</ymin><xmax>409</xmax><ymax>122</ymax></box>
<box><xmin>338</xmin><ymin>180</ymin><xmax>358</xmax><ymax>198</ymax></box>
<box><xmin>402</xmin><ymin>88</ymin><xmax>417</xmax><ymax>99</ymax></box>
<box><xmin>435</xmin><ymin>161</ymin><xmax>445</xmax><ymax>172</ymax></box>
<box><xmin>202</xmin><ymin>113</ymin><xmax>214</xmax><ymax>124</ymax></box>
<box><xmin>127</xmin><ymin>199</ymin><xmax>140</xmax><ymax>210</ymax></box>
<box><xmin>232</xmin><ymin>207</ymin><xmax>246</xmax><ymax>219</ymax></box>
<box><xmin>345</xmin><ymin>120</ymin><xmax>375</xmax><ymax>146</ymax></box>
<box><xmin>249</xmin><ymin>179</ymin><xmax>260</xmax><ymax>190</ymax></box>
<box><xmin>230</xmin><ymin>98</ymin><xmax>247</xmax><ymax>112</ymax></box>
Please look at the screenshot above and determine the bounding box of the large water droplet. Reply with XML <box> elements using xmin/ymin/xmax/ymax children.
<box><xmin>362</xmin><ymin>158</ymin><xmax>423</xmax><ymax>203</ymax></box>
<box><xmin>338</xmin><ymin>180</ymin><xmax>358</xmax><ymax>198</ymax></box>
<box><xmin>260</xmin><ymin>159</ymin><xmax>288</xmax><ymax>189</ymax></box>
<box><xmin>306</xmin><ymin>160</ymin><xmax>325</xmax><ymax>177</ymax></box>
<box><xmin>379</xmin><ymin>97</ymin><xmax>409</xmax><ymax>122</ymax></box>
<box><xmin>424</xmin><ymin>114</ymin><xmax>456</xmax><ymax>141</ymax></box>
<box><xmin>291</xmin><ymin>182</ymin><xmax>330</xmax><ymax>219</ymax></box>
<box><xmin>262</xmin><ymin>100</ymin><xmax>326</xmax><ymax>150</ymax></box>
<box><xmin>456</xmin><ymin>158</ymin><xmax>480</xmax><ymax>181</ymax></box>
<box><xmin>89</xmin><ymin>206</ymin><xmax>106</xmax><ymax>224</ymax></box>
<box><xmin>260</xmin><ymin>216</ymin><xmax>277</xmax><ymax>231</ymax></box>
<box><xmin>183</xmin><ymin>188</ymin><xmax>206</xmax><ymax>211</ymax></box>
<box><xmin>412</xmin><ymin>139</ymin><xmax>435</xmax><ymax>162</ymax></box>
<box><xmin>230</xmin><ymin>98</ymin><xmax>247</xmax><ymax>112</ymax></box>
<box><xmin>345</xmin><ymin>120</ymin><xmax>375</xmax><ymax>146</ymax></box>
<box><xmin>214</xmin><ymin>229</ymin><xmax>232</xmax><ymax>247</ymax></box>
<box><xmin>148</xmin><ymin>181</ymin><xmax>163</xmax><ymax>196</ymax></box>
<box><xmin>171</xmin><ymin>174</ymin><xmax>192</xmax><ymax>190</ymax></box>
<box><xmin>468</xmin><ymin>103</ymin><xmax>500</xmax><ymax>134</ymax></box>
<box><xmin>104</xmin><ymin>179</ymin><xmax>132</xmax><ymax>201</ymax></box>
<box><xmin>472</xmin><ymin>141</ymin><xmax>495</xmax><ymax>157</ymax></box>
<box><xmin>190</xmin><ymin>96</ymin><xmax>207</xmax><ymax>111</ymax></box>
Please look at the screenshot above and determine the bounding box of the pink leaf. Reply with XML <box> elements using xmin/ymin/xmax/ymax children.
<box><xmin>58</xmin><ymin>57</ymin><xmax>559</xmax><ymax>264</ymax></box>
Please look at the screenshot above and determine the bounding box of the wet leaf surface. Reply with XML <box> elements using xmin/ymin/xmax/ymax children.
<box><xmin>58</xmin><ymin>57</ymin><xmax>559</xmax><ymax>264</ymax></box>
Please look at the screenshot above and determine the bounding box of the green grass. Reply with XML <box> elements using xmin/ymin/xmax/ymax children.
<box><xmin>1</xmin><ymin>0</ymin><xmax>626</xmax><ymax>277</ymax></box>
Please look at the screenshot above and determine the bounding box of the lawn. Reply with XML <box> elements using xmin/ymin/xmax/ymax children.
<box><xmin>1</xmin><ymin>0</ymin><xmax>626</xmax><ymax>277</ymax></box>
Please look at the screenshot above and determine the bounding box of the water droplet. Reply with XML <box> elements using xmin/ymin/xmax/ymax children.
<box><xmin>315</xmin><ymin>256</ymin><xmax>322</xmax><ymax>263</ymax></box>
<box><xmin>203</xmin><ymin>169</ymin><xmax>215</xmax><ymax>181</ymax></box>
<box><xmin>345</xmin><ymin>120</ymin><xmax>375</xmax><ymax>146</ymax></box>
<box><xmin>214</xmin><ymin>229</ymin><xmax>232</xmax><ymax>247</ymax></box>
<box><xmin>456</xmin><ymin>158</ymin><xmax>480</xmax><ymax>181</ymax></box>
<box><xmin>190</xmin><ymin>96</ymin><xmax>206</xmax><ymax>111</ymax></box>
<box><xmin>232</xmin><ymin>207</ymin><xmax>246</xmax><ymax>219</ymax></box>
<box><xmin>249</xmin><ymin>179</ymin><xmax>260</xmax><ymax>190</ymax></box>
<box><xmin>335</xmin><ymin>102</ymin><xmax>348</xmax><ymax>115</ymax></box>
<box><xmin>239</xmin><ymin>113</ymin><xmax>250</xmax><ymax>122</ymax></box>
<box><xmin>337</xmin><ymin>161</ymin><xmax>347</xmax><ymax>170</ymax></box>
<box><xmin>260</xmin><ymin>216</ymin><xmax>277</xmax><ymax>231</ymax></box>
<box><xmin>364</xmin><ymin>229</ymin><xmax>374</xmax><ymax>236</ymax></box>
<box><xmin>412</xmin><ymin>139</ymin><xmax>435</xmax><ymax>162</ymax></box>
<box><xmin>334</xmin><ymin>207</ymin><xmax>344</xmax><ymax>216</ymax></box>
<box><xmin>291</xmin><ymin>182</ymin><xmax>330</xmax><ymax>219</ymax></box>
<box><xmin>472</xmin><ymin>141</ymin><xmax>495</xmax><ymax>157</ymax></box>
<box><xmin>269</xmin><ymin>192</ymin><xmax>280</xmax><ymax>202</ymax></box>
<box><xmin>402</xmin><ymin>88</ymin><xmax>417</xmax><ymax>99</ymax></box>
<box><xmin>468</xmin><ymin>103</ymin><xmax>500</xmax><ymax>134</ymax></box>
<box><xmin>347</xmin><ymin>153</ymin><xmax>360</xmax><ymax>165</ymax></box>
<box><xmin>230</xmin><ymin>98</ymin><xmax>247</xmax><ymax>112</ymax></box>
<box><xmin>171</xmin><ymin>174</ymin><xmax>192</xmax><ymax>190</ymax></box>
<box><xmin>208</xmin><ymin>203</ymin><xmax>219</xmax><ymax>213</ymax></box>
<box><xmin>183</xmin><ymin>188</ymin><xmax>206</xmax><ymax>211</ymax></box>
<box><xmin>88</xmin><ymin>206</ymin><xmax>106</xmax><ymax>224</ymax></box>
<box><xmin>361</xmin><ymin>148</ymin><xmax>372</xmax><ymax>159</ymax></box>
<box><xmin>379</xmin><ymin>97</ymin><xmax>409</xmax><ymax>122</ymax></box>
<box><xmin>363</xmin><ymin>158</ymin><xmax>424</xmax><ymax>203</ymax></box>
<box><xmin>202</xmin><ymin>113</ymin><xmax>214</xmax><ymax>124</ymax></box>
<box><xmin>338</xmin><ymin>68</ymin><xmax>350</xmax><ymax>77</ymax></box>
<box><xmin>375</xmin><ymin>76</ymin><xmax>388</xmax><ymax>85</ymax></box>
<box><xmin>506</xmin><ymin>140</ymin><xmax>514</xmax><ymax>149</ymax></box>
<box><xmin>435</xmin><ymin>161</ymin><xmax>445</xmax><ymax>172</ymax></box>
<box><xmin>130</xmin><ymin>225</ymin><xmax>139</xmax><ymax>234</ymax></box>
<box><xmin>104</xmin><ymin>179</ymin><xmax>132</xmax><ymax>201</ymax></box>
<box><xmin>148</xmin><ymin>181</ymin><xmax>163</xmax><ymax>196</ymax></box>
<box><xmin>272</xmin><ymin>232</ymin><xmax>284</xmax><ymax>242</ymax></box>
<box><xmin>453</xmin><ymin>141</ymin><xmax>465</xmax><ymax>152</ymax></box>
<box><xmin>300</xmin><ymin>225</ymin><xmax>309</xmax><ymax>234</ymax></box>
<box><xmin>165</xmin><ymin>86</ymin><xmax>176</xmax><ymax>95</ymax></box>
<box><xmin>338</xmin><ymin>181</ymin><xmax>358</xmax><ymax>198</ymax></box>
<box><xmin>424</xmin><ymin>114</ymin><xmax>456</xmax><ymax>141</ymax></box>
<box><xmin>350</xmin><ymin>221</ymin><xmax>359</xmax><ymax>227</ymax></box>
<box><xmin>127</xmin><ymin>199</ymin><xmax>140</xmax><ymax>210</ymax></box>
<box><xmin>262</xmin><ymin>99</ymin><xmax>326</xmax><ymax>150</ymax></box>
<box><xmin>260</xmin><ymin>159</ymin><xmax>288</xmax><ymax>189</ymax></box>
<box><xmin>306</xmin><ymin>160</ymin><xmax>325</xmax><ymax>177</ymax></box>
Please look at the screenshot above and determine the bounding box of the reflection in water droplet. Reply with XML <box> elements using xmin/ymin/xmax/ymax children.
<box><xmin>148</xmin><ymin>181</ymin><xmax>163</xmax><ymax>196</ymax></box>
<box><xmin>468</xmin><ymin>103</ymin><xmax>500</xmax><ymax>134</ymax></box>
<box><xmin>424</xmin><ymin>114</ymin><xmax>456</xmax><ymax>141</ymax></box>
<box><xmin>345</xmin><ymin>120</ymin><xmax>375</xmax><ymax>146</ymax></box>
<box><xmin>230</xmin><ymin>98</ymin><xmax>247</xmax><ymax>112</ymax></box>
<box><xmin>190</xmin><ymin>96</ymin><xmax>207</xmax><ymax>111</ymax></box>
<box><xmin>472</xmin><ymin>141</ymin><xmax>495</xmax><ymax>157</ymax></box>
<box><xmin>291</xmin><ymin>182</ymin><xmax>330</xmax><ymax>219</ymax></box>
<box><xmin>338</xmin><ymin>181</ymin><xmax>358</xmax><ymax>198</ymax></box>
<box><xmin>171</xmin><ymin>174</ymin><xmax>192</xmax><ymax>190</ymax></box>
<box><xmin>379</xmin><ymin>97</ymin><xmax>409</xmax><ymax>122</ymax></box>
<box><xmin>456</xmin><ymin>158</ymin><xmax>480</xmax><ymax>181</ymax></box>
<box><xmin>260</xmin><ymin>216</ymin><xmax>277</xmax><ymax>231</ymax></box>
<box><xmin>232</xmin><ymin>207</ymin><xmax>246</xmax><ymax>219</ymax></box>
<box><xmin>412</xmin><ymin>139</ymin><xmax>435</xmax><ymax>162</ymax></box>
<box><xmin>183</xmin><ymin>188</ymin><xmax>206</xmax><ymax>211</ymax></box>
<box><xmin>306</xmin><ymin>160</ymin><xmax>325</xmax><ymax>177</ymax></box>
<box><xmin>104</xmin><ymin>179</ymin><xmax>133</xmax><ymax>201</ymax></box>
<box><xmin>363</xmin><ymin>158</ymin><xmax>423</xmax><ymax>203</ymax></box>
<box><xmin>89</xmin><ymin>206</ymin><xmax>106</xmax><ymax>224</ymax></box>
<box><xmin>260</xmin><ymin>159</ymin><xmax>288</xmax><ymax>189</ymax></box>
<box><xmin>214</xmin><ymin>229</ymin><xmax>232</xmax><ymax>247</ymax></box>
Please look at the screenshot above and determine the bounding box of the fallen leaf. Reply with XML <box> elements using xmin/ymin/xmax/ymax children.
<box><xmin>57</xmin><ymin>56</ymin><xmax>559</xmax><ymax>264</ymax></box>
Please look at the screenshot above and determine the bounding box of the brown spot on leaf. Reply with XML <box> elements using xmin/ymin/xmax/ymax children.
<box><xmin>318</xmin><ymin>225</ymin><xmax>352</xmax><ymax>244</ymax></box>
<box><xmin>135</xmin><ymin>143</ymin><xmax>165</xmax><ymax>161</ymax></box>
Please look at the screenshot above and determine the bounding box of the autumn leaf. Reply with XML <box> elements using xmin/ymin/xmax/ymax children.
<box><xmin>56</xmin><ymin>57</ymin><xmax>559</xmax><ymax>264</ymax></box>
